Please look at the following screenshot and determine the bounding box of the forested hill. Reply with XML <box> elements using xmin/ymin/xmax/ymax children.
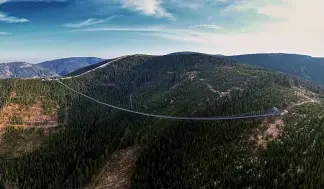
<box><xmin>71</xmin><ymin>53</ymin><xmax>324</xmax><ymax>86</ymax></box>
<box><xmin>0</xmin><ymin>54</ymin><xmax>324</xmax><ymax>189</ymax></box>
<box><xmin>228</xmin><ymin>53</ymin><xmax>324</xmax><ymax>85</ymax></box>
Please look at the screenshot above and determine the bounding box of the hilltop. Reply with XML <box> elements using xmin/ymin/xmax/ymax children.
<box><xmin>0</xmin><ymin>53</ymin><xmax>323</xmax><ymax>189</ymax></box>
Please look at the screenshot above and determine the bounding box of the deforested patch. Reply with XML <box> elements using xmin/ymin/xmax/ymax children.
<box><xmin>90</xmin><ymin>146</ymin><xmax>140</xmax><ymax>189</ymax></box>
<box><xmin>185</xmin><ymin>71</ymin><xmax>198</xmax><ymax>80</ymax></box>
<box><xmin>249</xmin><ymin>118</ymin><xmax>285</xmax><ymax>150</ymax></box>
<box><xmin>171</xmin><ymin>71</ymin><xmax>199</xmax><ymax>89</ymax></box>
<box><xmin>206</xmin><ymin>84</ymin><xmax>243</xmax><ymax>98</ymax></box>
<box><xmin>0</xmin><ymin>101</ymin><xmax>58</xmax><ymax>129</ymax></box>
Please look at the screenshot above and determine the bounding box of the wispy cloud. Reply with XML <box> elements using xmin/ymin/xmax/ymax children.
<box><xmin>149</xmin><ymin>32</ymin><xmax>203</xmax><ymax>43</ymax></box>
<box><xmin>189</xmin><ymin>24</ymin><xmax>223</xmax><ymax>29</ymax></box>
<box><xmin>170</xmin><ymin>0</ymin><xmax>229</xmax><ymax>10</ymax></box>
<box><xmin>0</xmin><ymin>1</ymin><xmax>30</xmax><ymax>23</ymax></box>
<box><xmin>63</xmin><ymin>15</ymin><xmax>123</xmax><ymax>28</ymax></box>
<box><xmin>119</xmin><ymin>0</ymin><xmax>175</xmax><ymax>20</ymax></box>
<box><xmin>75</xmin><ymin>26</ymin><xmax>204</xmax><ymax>42</ymax></box>
<box><xmin>0</xmin><ymin>31</ymin><xmax>9</xmax><ymax>35</ymax></box>
<box><xmin>0</xmin><ymin>12</ymin><xmax>29</xmax><ymax>23</ymax></box>
<box><xmin>75</xmin><ymin>26</ymin><xmax>165</xmax><ymax>32</ymax></box>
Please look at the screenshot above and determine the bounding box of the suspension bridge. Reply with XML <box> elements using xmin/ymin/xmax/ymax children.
<box><xmin>56</xmin><ymin>80</ymin><xmax>283</xmax><ymax>121</ymax></box>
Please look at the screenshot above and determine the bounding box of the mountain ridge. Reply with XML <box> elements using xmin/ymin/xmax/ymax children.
<box><xmin>0</xmin><ymin>57</ymin><xmax>105</xmax><ymax>79</ymax></box>
<box><xmin>2</xmin><ymin>52</ymin><xmax>324</xmax><ymax>86</ymax></box>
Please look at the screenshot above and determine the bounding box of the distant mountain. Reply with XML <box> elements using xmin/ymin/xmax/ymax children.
<box><xmin>38</xmin><ymin>57</ymin><xmax>104</xmax><ymax>76</ymax></box>
<box><xmin>0</xmin><ymin>57</ymin><xmax>105</xmax><ymax>79</ymax></box>
<box><xmin>0</xmin><ymin>62</ymin><xmax>58</xmax><ymax>79</ymax></box>
<box><xmin>228</xmin><ymin>53</ymin><xmax>324</xmax><ymax>85</ymax></box>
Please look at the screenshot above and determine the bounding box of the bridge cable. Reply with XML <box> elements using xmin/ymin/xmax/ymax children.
<box><xmin>56</xmin><ymin>80</ymin><xmax>281</xmax><ymax>121</ymax></box>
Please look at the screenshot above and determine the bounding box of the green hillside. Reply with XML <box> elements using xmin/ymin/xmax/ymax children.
<box><xmin>0</xmin><ymin>54</ymin><xmax>323</xmax><ymax>189</ymax></box>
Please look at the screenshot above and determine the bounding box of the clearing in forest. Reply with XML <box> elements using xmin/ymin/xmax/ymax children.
<box><xmin>90</xmin><ymin>146</ymin><xmax>140</xmax><ymax>189</ymax></box>
<box><xmin>0</xmin><ymin>101</ymin><xmax>58</xmax><ymax>129</ymax></box>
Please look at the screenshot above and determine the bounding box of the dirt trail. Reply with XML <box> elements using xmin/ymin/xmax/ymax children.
<box><xmin>90</xmin><ymin>146</ymin><xmax>140</xmax><ymax>189</ymax></box>
<box><xmin>293</xmin><ymin>90</ymin><xmax>318</xmax><ymax>106</ymax></box>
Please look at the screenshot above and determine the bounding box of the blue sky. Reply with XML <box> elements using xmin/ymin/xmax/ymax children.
<box><xmin>0</xmin><ymin>0</ymin><xmax>323</xmax><ymax>63</ymax></box>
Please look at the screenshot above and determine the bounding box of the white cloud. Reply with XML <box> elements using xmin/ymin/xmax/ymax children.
<box><xmin>251</xmin><ymin>0</ymin><xmax>324</xmax><ymax>54</ymax></box>
<box><xmin>0</xmin><ymin>12</ymin><xmax>29</xmax><ymax>23</ymax></box>
<box><xmin>63</xmin><ymin>15</ymin><xmax>123</xmax><ymax>28</ymax></box>
<box><xmin>66</xmin><ymin>0</ymin><xmax>324</xmax><ymax>56</ymax></box>
<box><xmin>119</xmin><ymin>0</ymin><xmax>175</xmax><ymax>20</ymax></box>
<box><xmin>189</xmin><ymin>24</ymin><xmax>223</xmax><ymax>29</ymax></box>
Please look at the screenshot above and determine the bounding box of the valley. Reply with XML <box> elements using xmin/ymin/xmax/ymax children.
<box><xmin>0</xmin><ymin>54</ymin><xmax>324</xmax><ymax>189</ymax></box>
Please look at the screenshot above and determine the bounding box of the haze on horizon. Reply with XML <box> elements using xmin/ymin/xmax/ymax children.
<box><xmin>0</xmin><ymin>0</ymin><xmax>323</xmax><ymax>63</ymax></box>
